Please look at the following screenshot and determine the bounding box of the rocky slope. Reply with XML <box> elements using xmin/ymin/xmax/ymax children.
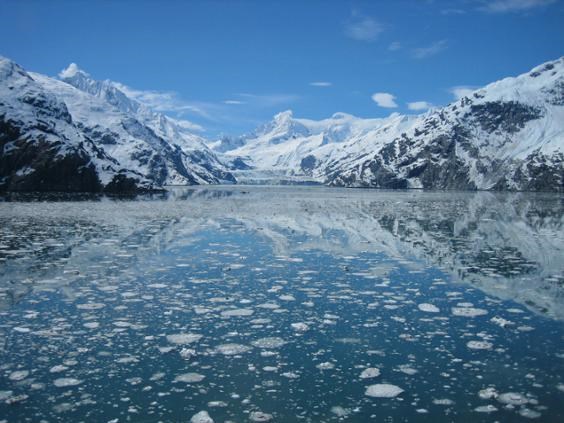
<box><xmin>218</xmin><ymin>58</ymin><xmax>564</xmax><ymax>191</ymax></box>
<box><xmin>0</xmin><ymin>57</ymin><xmax>234</xmax><ymax>192</ymax></box>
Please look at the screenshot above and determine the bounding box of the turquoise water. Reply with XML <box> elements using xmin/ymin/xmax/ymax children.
<box><xmin>0</xmin><ymin>187</ymin><xmax>563</xmax><ymax>422</ymax></box>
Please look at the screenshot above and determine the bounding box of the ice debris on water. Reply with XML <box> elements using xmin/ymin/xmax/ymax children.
<box><xmin>249</xmin><ymin>411</ymin><xmax>273</xmax><ymax>422</ymax></box>
<box><xmin>174</xmin><ymin>373</ymin><xmax>205</xmax><ymax>383</ymax></box>
<box><xmin>216</xmin><ymin>343</ymin><xmax>252</xmax><ymax>355</ymax></box>
<box><xmin>359</xmin><ymin>367</ymin><xmax>380</xmax><ymax>379</ymax></box>
<box><xmin>190</xmin><ymin>410</ymin><xmax>214</xmax><ymax>423</ymax></box>
<box><xmin>53</xmin><ymin>378</ymin><xmax>82</xmax><ymax>387</ymax></box>
<box><xmin>418</xmin><ymin>303</ymin><xmax>440</xmax><ymax>313</ymax></box>
<box><xmin>467</xmin><ymin>340</ymin><xmax>493</xmax><ymax>350</ymax></box>
<box><xmin>365</xmin><ymin>384</ymin><xmax>404</xmax><ymax>398</ymax></box>
<box><xmin>166</xmin><ymin>333</ymin><xmax>203</xmax><ymax>344</ymax></box>
<box><xmin>251</xmin><ymin>337</ymin><xmax>287</xmax><ymax>349</ymax></box>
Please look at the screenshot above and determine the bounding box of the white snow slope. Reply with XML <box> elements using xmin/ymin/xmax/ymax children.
<box><xmin>216</xmin><ymin>58</ymin><xmax>564</xmax><ymax>191</ymax></box>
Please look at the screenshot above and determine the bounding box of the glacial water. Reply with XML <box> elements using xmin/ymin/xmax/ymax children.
<box><xmin>0</xmin><ymin>186</ymin><xmax>563</xmax><ymax>422</ymax></box>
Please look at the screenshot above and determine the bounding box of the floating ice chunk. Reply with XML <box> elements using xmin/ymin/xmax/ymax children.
<box><xmin>49</xmin><ymin>365</ymin><xmax>68</xmax><ymax>373</ymax></box>
<box><xmin>517</xmin><ymin>326</ymin><xmax>535</xmax><ymax>332</ymax></box>
<box><xmin>497</xmin><ymin>392</ymin><xmax>529</xmax><ymax>405</ymax></box>
<box><xmin>519</xmin><ymin>408</ymin><xmax>541</xmax><ymax>419</ymax></box>
<box><xmin>330</xmin><ymin>406</ymin><xmax>350</xmax><ymax>417</ymax></box>
<box><xmin>452</xmin><ymin>307</ymin><xmax>487</xmax><ymax>317</ymax></box>
<box><xmin>8</xmin><ymin>370</ymin><xmax>29</xmax><ymax>381</ymax></box>
<box><xmin>0</xmin><ymin>390</ymin><xmax>13</xmax><ymax>400</ymax></box>
<box><xmin>149</xmin><ymin>372</ymin><xmax>165</xmax><ymax>381</ymax></box>
<box><xmin>148</xmin><ymin>283</ymin><xmax>167</xmax><ymax>289</ymax></box>
<box><xmin>397</xmin><ymin>365</ymin><xmax>418</xmax><ymax>375</ymax></box>
<box><xmin>179</xmin><ymin>348</ymin><xmax>196</xmax><ymax>359</ymax></box>
<box><xmin>279</xmin><ymin>294</ymin><xmax>295</xmax><ymax>301</ymax></box>
<box><xmin>167</xmin><ymin>333</ymin><xmax>203</xmax><ymax>345</ymax></box>
<box><xmin>83</xmin><ymin>322</ymin><xmax>99</xmax><ymax>329</ymax></box>
<box><xmin>557</xmin><ymin>383</ymin><xmax>564</xmax><ymax>392</ymax></box>
<box><xmin>291</xmin><ymin>322</ymin><xmax>309</xmax><ymax>332</ymax></box>
<box><xmin>418</xmin><ymin>303</ymin><xmax>440</xmax><ymax>313</ymax></box>
<box><xmin>256</xmin><ymin>303</ymin><xmax>280</xmax><ymax>310</ymax></box>
<box><xmin>13</xmin><ymin>327</ymin><xmax>30</xmax><ymax>333</ymax></box>
<box><xmin>281</xmin><ymin>371</ymin><xmax>300</xmax><ymax>379</ymax></box>
<box><xmin>467</xmin><ymin>341</ymin><xmax>493</xmax><ymax>350</ymax></box>
<box><xmin>216</xmin><ymin>343</ymin><xmax>252</xmax><ymax>355</ymax></box>
<box><xmin>221</xmin><ymin>308</ymin><xmax>254</xmax><ymax>317</ymax></box>
<box><xmin>76</xmin><ymin>303</ymin><xmax>105</xmax><ymax>310</ymax></box>
<box><xmin>433</xmin><ymin>398</ymin><xmax>454</xmax><ymax>405</ymax></box>
<box><xmin>365</xmin><ymin>384</ymin><xmax>404</xmax><ymax>398</ymax></box>
<box><xmin>53</xmin><ymin>378</ymin><xmax>82</xmax><ymax>387</ymax></box>
<box><xmin>475</xmin><ymin>405</ymin><xmax>498</xmax><ymax>413</ymax></box>
<box><xmin>207</xmin><ymin>401</ymin><xmax>228</xmax><ymax>408</ymax></box>
<box><xmin>479</xmin><ymin>387</ymin><xmax>498</xmax><ymax>399</ymax></box>
<box><xmin>4</xmin><ymin>394</ymin><xmax>28</xmax><ymax>404</ymax></box>
<box><xmin>359</xmin><ymin>368</ymin><xmax>380</xmax><ymax>379</ymax></box>
<box><xmin>316</xmin><ymin>362</ymin><xmax>335</xmax><ymax>370</ymax></box>
<box><xmin>249</xmin><ymin>411</ymin><xmax>273</xmax><ymax>421</ymax></box>
<box><xmin>190</xmin><ymin>410</ymin><xmax>214</xmax><ymax>423</ymax></box>
<box><xmin>251</xmin><ymin>337</ymin><xmax>287</xmax><ymax>349</ymax></box>
<box><xmin>491</xmin><ymin>316</ymin><xmax>513</xmax><ymax>328</ymax></box>
<box><xmin>174</xmin><ymin>373</ymin><xmax>205</xmax><ymax>383</ymax></box>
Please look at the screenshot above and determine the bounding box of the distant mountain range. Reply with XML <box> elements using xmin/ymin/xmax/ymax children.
<box><xmin>1</xmin><ymin>56</ymin><xmax>562</xmax><ymax>192</ymax></box>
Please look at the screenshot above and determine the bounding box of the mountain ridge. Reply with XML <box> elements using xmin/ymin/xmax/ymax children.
<box><xmin>1</xmin><ymin>56</ymin><xmax>562</xmax><ymax>192</ymax></box>
<box><xmin>216</xmin><ymin>57</ymin><xmax>564</xmax><ymax>191</ymax></box>
<box><xmin>0</xmin><ymin>56</ymin><xmax>234</xmax><ymax>192</ymax></box>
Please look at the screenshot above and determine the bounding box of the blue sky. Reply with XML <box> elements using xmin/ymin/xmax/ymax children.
<box><xmin>1</xmin><ymin>0</ymin><xmax>563</xmax><ymax>137</ymax></box>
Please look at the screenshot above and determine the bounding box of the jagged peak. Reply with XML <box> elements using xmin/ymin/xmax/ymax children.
<box><xmin>273</xmin><ymin>110</ymin><xmax>294</xmax><ymax>122</ymax></box>
<box><xmin>0</xmin><ymin>56</ymin><xmax>31</xmax><ymax>81</ymax></box>
<box><xmin>59</xmin><ymin>62</ymin><xmax>90</xmax><ymax>79</ymax></box>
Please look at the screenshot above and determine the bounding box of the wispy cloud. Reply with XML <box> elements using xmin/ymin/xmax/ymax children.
<box><xmin>412</xmin><ymin>40</ymin><xmax>448</xmax><ymax>59</ymax></box>
<box><xmin>388</xmin><ymin>41</ymin><xmax>402</xmax><ymax>51</ymax></box>
<box><xmin>449</xmin><ymin>85</ymin><xmax>480</xmax><ymax>100</ymax></box>
<box><xmin>309</xmin><ymin>81</ymin><xmax>333</xmax><ymax>87</ymax></box>
<box><xmin>371</xmin><ymin>92</ymin><xmax>398</xmax><ymax>108</ymax></box>
<box><xmin>344</xmin><ymin>12</ymin><xmax>385</xmax><ymax>42</ymax></box>
<box><xmin>113</xmin><ymin>82</ymin><xmax>210</xmax><ymax>119</ymax></box>
<box><xmin>407</xmin><ymin>101</ymin><xmax>433</xmax><ymax>111</ymax></box>
<box><xmin>111</xmin><ymin>81</ymin><xmax>300</xmax><ymax>135</ymax></box>
<box><xmin>478</xmin><ymin>0</ymin><xmax>556</xmax><ymax>13</ymax></box>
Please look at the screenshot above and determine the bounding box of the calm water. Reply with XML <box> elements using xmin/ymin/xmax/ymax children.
<box><xmin>0</xmin><ymin>187</ymin><xmax>563</xmax><ymax>422</ymax></box>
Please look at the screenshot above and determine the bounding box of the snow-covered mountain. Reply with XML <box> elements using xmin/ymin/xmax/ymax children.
<box><xmin>0</xmin><ymin>57</ymin><xmax>234</xmax><ymax>192</ymax></box>
<box><xmin>216</xmin><ymin>58</ymin><xmax>564</xmax><ymax>191</ymax></box>
<box><xmin>2</xmin><ymin>55</ymin><xmax>562</xmax><ymax>192</ymax></box>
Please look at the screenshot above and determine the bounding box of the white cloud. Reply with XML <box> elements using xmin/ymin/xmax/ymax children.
<box><xmin>309</xmin><ymin>81</ymin><xmax>332</xmax><ymax>87</ymax></box>
<box><xmin>388</xmin><ymin>41</ymin><xmax>402</xmax><ymax>51</ymax></box>
<box><xmin>449</xmin><ymin>85</ymin><xmax>479</xmax><ymax>100</ymax></box>
<box><xmin>371</xmin><ymin>92</ymin><xmax>398</xmax><ymax>108</ymax></box>
<box><xmin>479</xmin><ymin>0</ymin><xmax>556</xmax><ymax>13</ymax></box>
<box><xmin>412</xmin><ymin>40</ymin><xmax>448</xmax><ymax>59</ymax></box>
<box><xmin>407</xmin><ymin>101</ymin><xmax>433</xmax><ymax>111</ymax></box>
<box><xmin>344</xmin><ymin>12</ymin><xmax>384</xmax><ymax>42</ymax></box>
<box><xmin>223</xmin><ymin>100</ymin><xmax>246</xmax><ymax>105</ymax></box>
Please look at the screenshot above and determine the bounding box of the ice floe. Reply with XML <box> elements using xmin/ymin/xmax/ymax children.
<box><xmin>365</xmin><ymin>384</ymin><xmax>404</xmax><ymax>398</ymax></box>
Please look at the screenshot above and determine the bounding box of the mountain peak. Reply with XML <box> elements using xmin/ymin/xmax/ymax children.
<box><xmin>59</xmin><ymin>63</ymin><xmax>90</xmax><ymax>79</ymax></box>
<box><xmin>273</xmin><ymin>110</ymin><xmax>294</xmax><ymax>122</ymax></box>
